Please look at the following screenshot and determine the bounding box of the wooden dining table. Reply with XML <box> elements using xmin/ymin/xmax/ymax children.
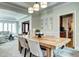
<box><xmin>31</xmin><ymin>36</ymin><xmax>71</xmax><ymax>57</ymax></box>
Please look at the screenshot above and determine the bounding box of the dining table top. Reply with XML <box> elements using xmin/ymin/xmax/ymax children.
<box><xmin>21</xmin><ymin>34</ymin><xmax>71</xmax><ymax>49</ymax></box>
<box><xmin>31</xmin><ymin>36</ymin><xmax>71</xmax><ymax>48</ymax></box>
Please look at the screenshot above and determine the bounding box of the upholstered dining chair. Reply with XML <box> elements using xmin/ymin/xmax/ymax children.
<box><xmin>54</xmin><ymin>45</ymin><xmax>79</xmax><ymax>57</ymax></box>
<box><xmin>18</xmin><ymin>36</ymin><xmax>29</xmax><ymax>57</ymax></box>
<box><xmin>27</xmin><ymin>39</ymin><xmax>45</xmax><ymax>57</ymax></box>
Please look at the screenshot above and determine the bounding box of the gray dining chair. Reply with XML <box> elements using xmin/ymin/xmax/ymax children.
<box><xmin>27</xmin><ymin>39</ymin><xmax>46</xmax><ymax>57</ymax></box>
<box><xmin>18</xmin><ymin>36</ymin><xmax>29</xmax><ymax>57</ymax></box>
<box><xmin>54</xmin><ymin>46</ymin><xmax>79</xmax><ymax>57</ymax></box>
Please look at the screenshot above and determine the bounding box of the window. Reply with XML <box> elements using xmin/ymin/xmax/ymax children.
<box><xmin>12</xmin><ymin>23</ymin><xmax>16</xmax><ymax>34</ymax></box>
<box><xmin>0</xmin><ymin>22</ymin><xmax>17</xmax><ymax>34</ymax></box>
<box><xmin>0</xmin><ymin>23</ymin><xmax>3</xmax><ymax>31</ymax></box>
<box><xmin>4</xmin><ymin>23</ymin><xmax>8</xmax><ymax>31</ymax></box>
<box><xmin>25</xmin><ymin>24</ymin><xmax>28</xmax><ymax>32</ymax></box>
<box><xmin>8</xmin><ymin>23</ymin><xmax>12</xmax><ymax>32</ymax></box>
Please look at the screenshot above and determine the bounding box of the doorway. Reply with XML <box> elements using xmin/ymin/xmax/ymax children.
<box><xmin>60</xmin><ymin>13</ymin><xmax>74</xmax><ymax>48</ymax></box>
<box><xmin>22</xmin><ymin>21</ymin><xmax>29</xmax><ymax>35</ymax></box>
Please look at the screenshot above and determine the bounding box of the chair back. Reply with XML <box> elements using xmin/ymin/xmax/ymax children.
<box><xmin>27</xmin><ymin>39</ymin><xmax>43</xmax><ymax>57</ymax></box>
<box><xmin>18</xmin><ymin>37</ymin><xmax>29</xmax><ymax>49</ymax></box>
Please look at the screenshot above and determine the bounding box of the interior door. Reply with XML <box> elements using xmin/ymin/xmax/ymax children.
<box><xmin>60</xmin><ymin>14</ymin><xmax>74</xmax><ymax>48</ymax></box>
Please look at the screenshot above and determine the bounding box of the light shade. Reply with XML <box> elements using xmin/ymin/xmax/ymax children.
<box><xmin>33</xmin><ymin>3</ymin><xmax>39</xmax><ymax>11</ymax></box>
<box><xmin>28</xmin><ymin>7</ymin><xmax>33</xmax><ymax>13</ymax></box>
<box><xmin>40</xmin><ymin>2</ymin><xmax>47</xmax><ymax>8</ymax></box>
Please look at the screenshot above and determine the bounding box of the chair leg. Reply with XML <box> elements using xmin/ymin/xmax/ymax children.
<box><xmin>53</xmin><ymin>53</ymin><xmax>55</xmax><ymax>57</ymax></box>
<box><xmin>24</xmin><ymin>48</ymin><xmax>27</xmax><ymax>57</ymax></box>
<box><xmin>19</xmin><ymin>41</ymin><xmax>21</xmax><ymax>51</ymax></box>
<box><xmin>30</xmin><ymin>52</ymin><xmax>32</xmax><ymax>57</ymax></box>
<box><xmin>20</xmin><ymin>47</ymin><xmax>23</xmax><ymax>53</ymax></box>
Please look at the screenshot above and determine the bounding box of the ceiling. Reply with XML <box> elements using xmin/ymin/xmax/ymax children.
<box><xmin>8</xmin><ymin>2</ymin><xmax>59</xmax><ymax>9</ymax></box>
<box><xmin>0</xmin><ymin>2</ymin><xmax>64</xmax><ymax>21</ymax></box>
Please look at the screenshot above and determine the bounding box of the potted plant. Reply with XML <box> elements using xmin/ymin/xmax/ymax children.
<box><xmin>35</xmin><ymin>29</ymin><xmax>40</xmax><ymax>34</ymax></box>
<box><xmin>35</xmin><ymin>29</ymin><xmax>41</xmax><ymax>37</ymax></box>
<box><xmin>35</xmin><ymin>29</ymin><xmax>44</xmax><ymax>38</ymax></box>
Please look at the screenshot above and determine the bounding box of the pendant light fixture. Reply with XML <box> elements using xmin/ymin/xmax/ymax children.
<box><xmin>28</xmin><ymin>2</ymin><xmax>47</xmax><ymax>14</ymax></box>
<box><xmin>28</xmin><ymin>7</ymin><xmax>33</xmax><ymax>13</ymax></box>
<box><xmin>33</xmin><ymin>2</ymin><xmax>39</xmax><ymax>11</ymax></box>
<box><xmin>40</xmin><ymin>2</ymin><xmax>47</xmax><ymax>8</ymax></box>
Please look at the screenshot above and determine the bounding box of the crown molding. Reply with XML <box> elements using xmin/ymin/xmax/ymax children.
<box><xmin>0</xmin><ymin>2</ymin><xmax>30</xmax><ymax>15</ymax></box>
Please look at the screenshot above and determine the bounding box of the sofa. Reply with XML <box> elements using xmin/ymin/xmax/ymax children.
<box><xmin>0</xmin><ymin>31</ymin><xmax>10</xmax><ymax>44</ymax></box>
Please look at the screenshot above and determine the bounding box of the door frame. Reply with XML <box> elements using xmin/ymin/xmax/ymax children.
<box><xmin>58</xmin><ymin>11</ymin><xmax>76</xmax><ymax>49</ymax></box>
<box><xmin>22</xmin><ymin>21</ymin><xmax>29</xmax><ymax>34</ymax></box>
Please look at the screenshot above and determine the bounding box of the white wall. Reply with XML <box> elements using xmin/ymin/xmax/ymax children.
<box><xmin>32</xmin><ymin>13</ymin><xmax>41</xmax><ymax>33</ymax></box>
<box><xmin>41</xmin><ymin>3</ymin><xmax>79</xmax><ymax>50</ymax></box>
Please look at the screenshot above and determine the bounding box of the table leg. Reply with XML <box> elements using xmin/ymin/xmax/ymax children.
<box><xmin>51</xmin><ymin>49</ymin><xmax>54</xmax><ymax>57</ymax></box>
<box><xmin>46</xmin><ymin>48</ymin><xmax>51</xmax><ymax>57</ymax></box>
